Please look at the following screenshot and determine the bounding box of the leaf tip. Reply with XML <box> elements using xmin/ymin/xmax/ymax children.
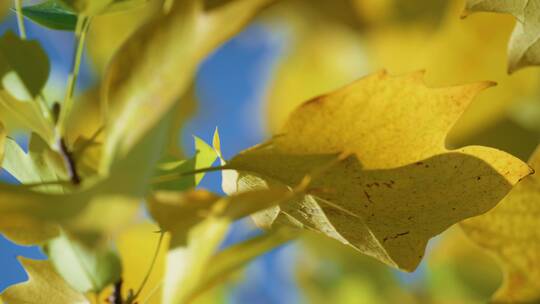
<box><xmin>212</xmin><ymin>127</ymin><xmax>221</xmax><ymax>153</ymax></box>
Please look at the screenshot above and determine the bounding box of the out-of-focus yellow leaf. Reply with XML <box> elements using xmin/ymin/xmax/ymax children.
<box><xmin>165</xmin><ymin>83</ymin><xmax>198</xmax><ymax>159</ymax></box>
<box><xmin>0</xmin><ymin>215</ymin><xmax>59</xmax><ymax>246</ymax></box>
<box><xmin>365</xmin><ymin>0</ymin><xmax>540</xmax><ymax>144</ymax></box>
<box><xmin>149</xmin><ymin>187</ymin><xmax>293</xmax><ymax>246</ymax></box>
<box><xmin>461</xmin><ymin>145</ymin><xmax>540</xmax><ymax>303</ymax></box>
<box><xmin>115</xmin><ymin>223</ymin><xmax>169</xmax><ymax>304</ymax></box>
<box><xmin>352</xmin><ymin>0</ymin><xmax>450</xmax><ymax>27</ymax></box>
<box><xmin>0</xmin><ymin>182</ymin><xmax>89</xmax><ymax>245</ymax></box>
<box><xmin>102</xmin><ymin>0</ymin><xmax>275</xmax><ymax>166</ymax></box>
<box><xmin>264</xmin><ymin>0</ymin><xmax>538</xmax><ymax>143</ymax></box>
<box><xmin>0</xmin><ymin>258</ymin><xmax>89</xmax><ymax>304</ymax></box>
<box><xmin>264</xmin><ymin>8</ymin><xmax>368</xmax><ymax>132</ymax></box>
<box><xmin>0</xmin><ymin>121</ymin><xmax>5</xmax><ymax>162</ymax></box>
<box><xmin>87</xmin><ymin>1</ymin><xmax>159</xmax><ymax>73</ymax></box>
<box><xmin>0</xmin><ymin>1</ymin><xmax>9</xmax><ymax>19</ymax></box>
<box><xmin>457</xmin><ymin>115</ymin><xmax>540</xmax><ymax>162</ymax></box>
<box><xmin>60</xmin><ymin>0</ymin><xmax>148</xmax><ymax>16</ymax></box>
<box><xmin>64</xmin><ymin>88</ymin><xmax>105</xmax><ymax>178</ymax></box>
<box><xmin>150</xmin><ymin>187</ymin><xmax>296</xmax><ymax>303</ymax></box>
<box><xmin>65</xmin><ymin>88</ymin><xmax>103</xmax><ymax>145</ymax></box>
<box><xmin>188</xmin><ymin>227</ymin><xmax>297</xmax><ymax>300</ymax></box>
<box><xmin>227</xmin><ymin>71</ymin><xmax>531</xmax><ymax>271</ymax></box>
<box><xmin>149</xmin><ymin>190</ymin><xmax>221</xmax><ymax>245</ymax></box>
<box><xmin>464</xmin><ymin>0</ymin><xmax>540</xmax><ymax>72</ymax></box>
<box><xmin>297</xmin><ymin>232</ymin><xmax>415</xmax><ymax>304</ymax></box>
<box><xmin>46</xmin><ymin>233</ymin><xmax>122</xmax><ymax>293</ymax></box>
<box><xmin>425</xmin><ymin>227</ymin><xmax>502</xmax><ymax>303</ymax></box>
<box><xmin>163</xmin><ymin>216</ymin><xmax>230</xmax><ymax>304</ymax></box>
<box><xmin>351</xmin><ymin>0</ymin><xmax>393</xmax><ymax>25</ymax></box>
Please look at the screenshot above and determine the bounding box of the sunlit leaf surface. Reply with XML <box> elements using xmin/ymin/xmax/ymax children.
<box><xmin>227</xmin><ymin>71</ymin><xmax>531</xmax><ymax>271</ymax></box>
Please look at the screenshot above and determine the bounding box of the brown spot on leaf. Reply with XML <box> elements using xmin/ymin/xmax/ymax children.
<box><xmin>364</xmin><ymin>190</ymin><xmax>374</xmax><ymax>204</ymax></box>
<box><xmin>383</xmin><ymin>231</ymin><xmax>410</xmax><ymax>243</ymax></box>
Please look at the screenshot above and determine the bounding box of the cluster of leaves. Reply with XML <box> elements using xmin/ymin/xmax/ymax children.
<box><xmin>0</xmin><ymin>0</ymin><xmax>540</xmax><ymax>303</ymax></box>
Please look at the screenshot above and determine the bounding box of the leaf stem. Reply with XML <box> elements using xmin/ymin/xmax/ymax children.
<box><xmin>151</xmin><ymin>164</ymin><xmax>228</xmax><ymax>185</ymax></box>
<box><xmin>142</xmin><ymin>281</ymin><xmax>163</xmax><ymax>304</ymax></box>
<box><xmin>57</xmin><ymin>15</ymin><xmax>91</xmax><ymax>136</ymax></box>
<box><xmin>13</xmin><ymin>0</ymin><xmax>54</xmax><ymax>126</ymax></box>
<box><xmin>127</xmin><ymin>232</ymin><xmax>165</xmax><ymax>304</ymax></box>
<box><xmin>14</xmin><ymin>0</ymin><xmax>26</xmax><ymax>39</ymax></box>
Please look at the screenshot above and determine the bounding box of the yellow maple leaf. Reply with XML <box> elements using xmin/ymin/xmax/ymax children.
<box><xmin>0</xmin><ymin>259</ymin><xmax>89</xmax><ymax>304</ymax></box>
<box><xmin>263</xmin><ymin>1</ymin><xmax>368</xmax><ymax>133</ymax></box>
<box><xmin>226</xmin><ymin>71</ymin><xmax>531</xmax><ymax>271</ymax></box>
<box><xmin>462</xmin><ymin>145</ymin><xmax>540</xmax><ymax>303</ymax></box>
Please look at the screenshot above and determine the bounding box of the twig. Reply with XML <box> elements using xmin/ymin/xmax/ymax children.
<box><xmin>59</xmin><ymin>138</ymin><xmax>81</xmax><ymax>185</ymax></box>
<box><xmin>57</xmin><ymin>16</ymin><xmax>91</xmax><ymax>136</ymax></box>
<box><xmin>14</xmin><ymin>0</ymin><xmax>26</xmax><ymax>39</ymax></box>
<box><xmin>107</xmin><ymin>279</ymin><xmax>124</xmax><ymax>304</ymax></box>
<box><xmin>126</xmin><ymin>232</ymin><xmax>165</xmax><ymax>304</ymax></box>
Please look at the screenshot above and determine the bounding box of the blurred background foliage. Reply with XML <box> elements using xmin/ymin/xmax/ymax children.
<box><xmin>2</xmin><ymin>0</ymin><xmax>540</xmax><ymax>303</ymax></box>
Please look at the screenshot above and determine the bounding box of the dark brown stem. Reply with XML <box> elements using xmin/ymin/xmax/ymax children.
<box><xmin>107</xmin><ymin>279</ymin><xmax>124</xmax><ymax>304</ymax></box>
<box><xmin>59</xmin><ymin>138</ymin><xmax>81</xmax><ymax>185</ymax></box>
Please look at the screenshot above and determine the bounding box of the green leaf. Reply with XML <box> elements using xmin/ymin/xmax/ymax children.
<box><xmin>21</xmin><ymin>1</ymin><xmax>78</xmax><ymax>31</ymax></box>
<box><xmin>0</xmin><ymin>31</ymin><xmax>50</xmax><ymax>99</ymax></box>
<box><xmin>189</xmin><ymin>228</ymin><xmax>298</xmax><ymax>299</ymax></box>
<box><xmin>153</xmin><ymin>136</ymin><xmax>218</xmax><ymax>191</ymax></box>
<box><xmin>47</xmin><ymin>233</ymin><xmax>122</xmax><ymax>293</ymax></box>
